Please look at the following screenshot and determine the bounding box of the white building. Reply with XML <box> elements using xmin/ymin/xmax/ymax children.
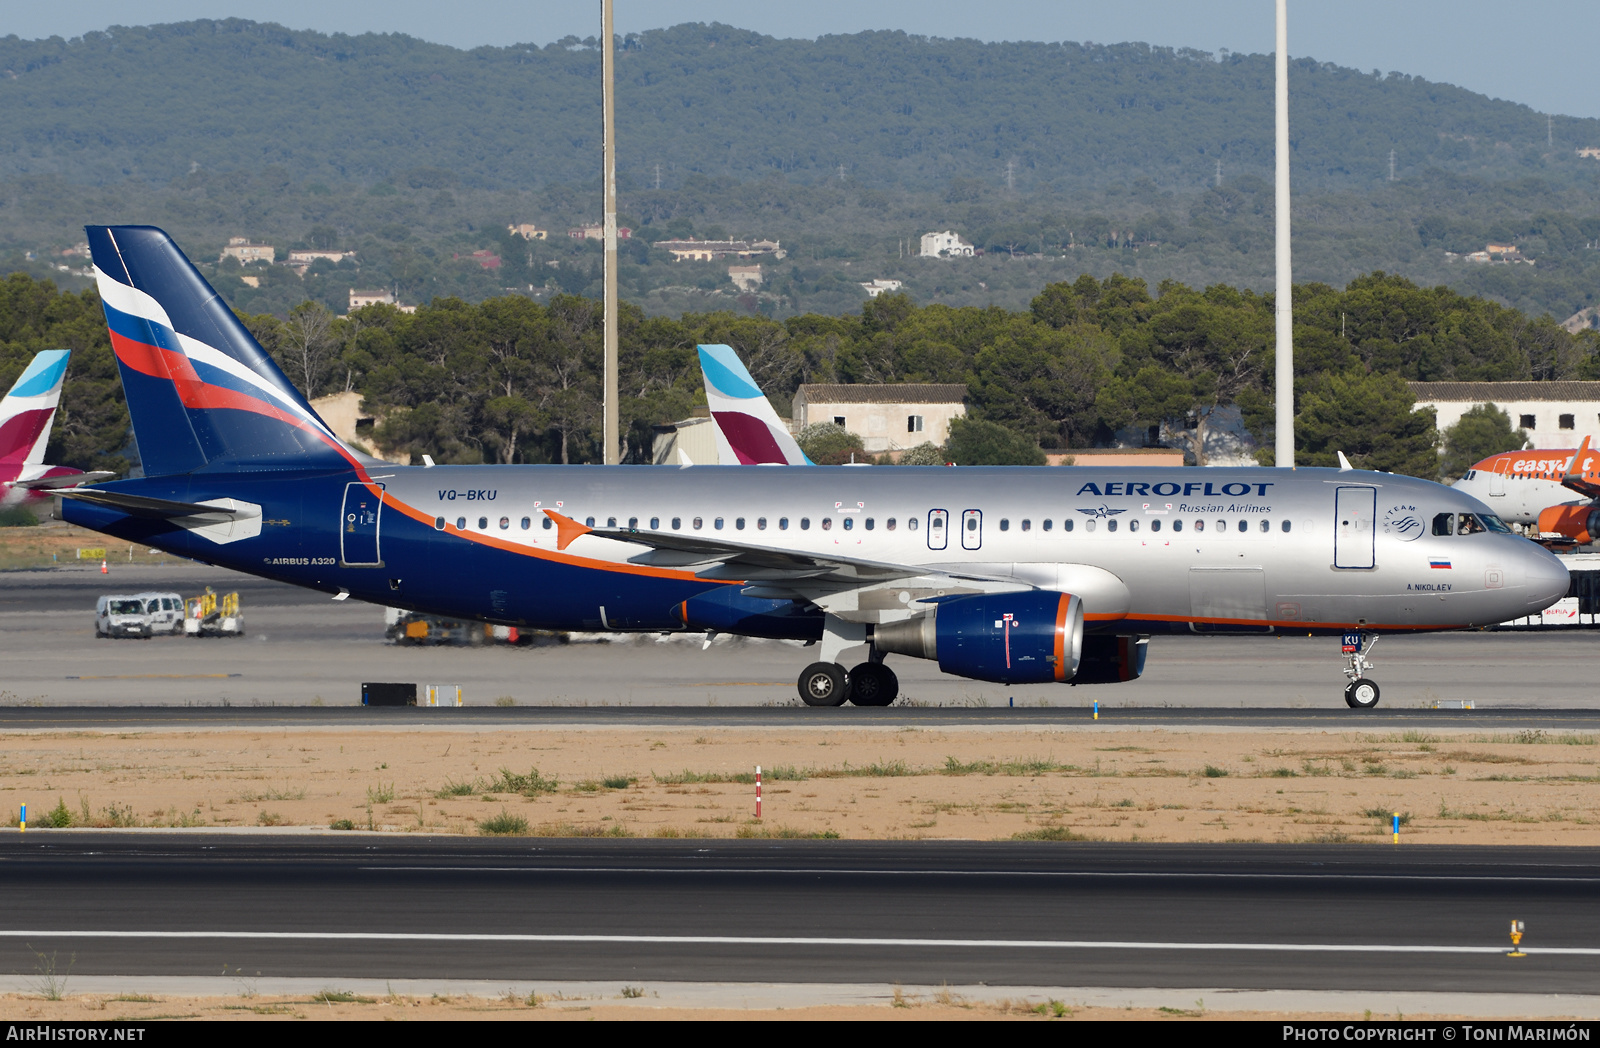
<box><xmin>220</xmin><ymin>237</ymin><xmax>274</xmax><ymax>265</ymax></box>
<box><xmin>919</xmin><ymin>231</ymin><xmax>974</xmax><ymax>258</ymax></box>
<box><xmin>860</xmin><ymin>278</ymin><xmax>903</xmax><ymax>298</ymax></box>
<box><xmin>1410</xmin><ymin>381</ymin><xmax>1600</xmax><ymax>448</ymax></box>
<box><xmin>793</xmin><ymin>383</ymin><xmax>967</xmax><ymax>454</ymax></box>
<box><xmin>728</xmin><ymin>265</ymin><xmax>763</xmax><ymax>291</ymax></box>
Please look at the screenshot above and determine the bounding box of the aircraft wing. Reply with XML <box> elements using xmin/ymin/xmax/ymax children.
<box><xmin>1561</xmin><ymin>436</ymin><xmax>1600</xmax><ymax>500</ymax></box>
<box><xmin>549</xmin><ymin>511</ymin><xmax>1014</xmax><ymax>594</ymax></box>
<box><xmin>53</xmin><ymin>488</ymin><xmax>243</xmax><ymax>519</ymax></box>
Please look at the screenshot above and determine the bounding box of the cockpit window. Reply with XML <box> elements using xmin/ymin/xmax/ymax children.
<box><xmin>1432</xmin><ymin>512</ymin><xmax>1454</xmax><ymax>536</ymax></box>
<box><xmin>1457</xmin><ymin>513</ymin><xmax>1484</xmax><ymax>535</ymax></box>
<box><xmin>1479</xmin><ymin>513</ymin><xmax>1511</xmax><ymax>533</ymax></box>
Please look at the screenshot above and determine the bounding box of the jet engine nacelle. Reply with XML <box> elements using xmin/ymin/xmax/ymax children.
<box><xmin>1071</xmin><ymin>634</ymin><xmax>1149</xmax><ymax>685</ymax></box>
<box><xmin>1537</xmin><ymin>503</ymin><xmax>1600</xmax><ymax>545</ymax></box>
<box><xmin>873</xmin><ymin>590</ymin><xmax>1083</xmax><ymax>684</ymax></box>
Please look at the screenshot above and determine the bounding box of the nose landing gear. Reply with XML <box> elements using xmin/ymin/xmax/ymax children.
<box><xmin>1341</xmin><ymin>632</ymin><xmax>1381</xmax><ymax>709</ymax></box>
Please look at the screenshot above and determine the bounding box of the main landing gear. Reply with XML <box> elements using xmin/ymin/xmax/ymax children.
<box><xmin>1341</xmin><ymin>632</ymin><xmax>1381</xmax><ymax>709</ymax></box>
<box><xmin>797</xmin><ymin>660</ymin><xmax>900</xmax><ymax>707</ymax></box>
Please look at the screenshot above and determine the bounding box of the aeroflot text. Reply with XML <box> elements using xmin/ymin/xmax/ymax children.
<box><xmin>1077</xmin><ymin>481</ymin><xmax>1274</xmax><ymax>497</ymax></box>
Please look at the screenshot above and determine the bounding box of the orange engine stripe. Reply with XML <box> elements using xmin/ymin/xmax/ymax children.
<box><xmin>1053</xmin><ymin>593</ymin><xmax>1069</xmax><ymax>682</ymax></box>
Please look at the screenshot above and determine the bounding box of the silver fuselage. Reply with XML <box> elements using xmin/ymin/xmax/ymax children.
<box><xmin>398</xmin><ymin>463</ymin><xmax>1568</xmax><ymax>634</ymax></box>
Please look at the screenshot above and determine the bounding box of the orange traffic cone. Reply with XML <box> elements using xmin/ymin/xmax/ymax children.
<box><xmin>100</xmin><ymin>559</ymin><xmax>108</xmax><ymax>574</ymax></box>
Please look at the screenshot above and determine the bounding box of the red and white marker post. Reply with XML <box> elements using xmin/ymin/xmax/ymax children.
<box><xmin>755</xmin><ymin>765</ymin><xmax>762</xmax><ymax>819</ymax></box>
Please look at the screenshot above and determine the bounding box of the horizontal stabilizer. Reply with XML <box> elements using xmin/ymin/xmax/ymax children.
<box><xmin>54</xmin><ymin>488</ymin><xmax>241</xmax><ymax>519</ymax></box>
<box><xmin>16</xmin><ymin>471</ymin><xmax>117</xmax><ymax>491</ymax></box>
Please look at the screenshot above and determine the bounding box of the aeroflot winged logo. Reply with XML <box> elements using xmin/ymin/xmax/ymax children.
<box><xmin>1077</xmin><ymin>505</ymin><xmax>1127</xmax><ymax>519</ymax></box>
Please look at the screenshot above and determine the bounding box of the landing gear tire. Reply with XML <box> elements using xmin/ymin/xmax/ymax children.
<box><xmin>1344</xmin><ymin>678</ymin><xmax>1380</xmax><ymax>709</ymax></box>
<box><xmin>799</xmin><ymin>662</ymin><xmax>850</xmax><ymax>707</ymax></box>
<box><xmin>847</xmin><ymin>662</ymin><xmax>899</xmax><ymax>707</ymax></box>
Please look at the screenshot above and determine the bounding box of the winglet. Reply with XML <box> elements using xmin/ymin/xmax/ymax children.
<box><xmin>1337</xmin><ymin>451</ymin><xmax>1354</xmax><ymax>472</ymax></box>
<box><xmin>543</xmin><ymin>510</ymin><xmax>592</xmax><ymax>551</ymax></box>
<box><xmin>1561</xmin><ymin>435</ymin><xmax>1600</xmax><ymax>500</ymax></box>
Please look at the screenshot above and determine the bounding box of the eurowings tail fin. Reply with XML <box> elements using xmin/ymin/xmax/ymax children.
<box><xmin>0</xmin><ymin>350</ymin><xmax>69</xmax><ymax>465</ymax></box>
<box><xmin>85</xmin><ymin>225</ymin><xmax>356</xmax><ymax>477</ymax></box>
<box><xmin>697</xmin><ymin>344</ymin><xmax>812</xmax><ymax>465</ymax></box>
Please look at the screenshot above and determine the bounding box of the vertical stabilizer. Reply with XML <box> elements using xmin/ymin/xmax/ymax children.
<box><xmin>697</xmin><ymin>344</ymin><xmax>812</xmax><ymax>465</ymax></box>
<box><xmin>85</xmin><ymin>225</ymin><xmax>353</xmax><ymax>476</ymax></box>
<box><xmin>0</xmin><ymin>350</ymin><xmax>69</xmax><ymax>465</ymax></box>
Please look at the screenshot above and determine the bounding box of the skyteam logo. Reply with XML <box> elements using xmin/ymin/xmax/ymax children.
<box><xmin>1381</xmin><ymin>504</ymin><xmax>1424</xmax><ymax>542</ymax></box>
<box><xmin>1077</xmin><ymin>505</ymin><xmax>1128</xmax><ymax>519</ymax></box>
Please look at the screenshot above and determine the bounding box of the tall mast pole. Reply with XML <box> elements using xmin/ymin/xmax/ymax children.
<box><xmin>1273</xmin><ymin>0</ymin><xmax>1294</xmax><ymax>469</ymax></box>
<box><xmin>601</xmin><ymin>0</ymin><xmax>620</xmax><ymax>464</ymax></box>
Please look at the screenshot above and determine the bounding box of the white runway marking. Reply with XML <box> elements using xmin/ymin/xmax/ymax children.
<box><xmin>0</xmin><ymin>930</ymin><xmax>1591</xmax><ymax>955</ymax></box>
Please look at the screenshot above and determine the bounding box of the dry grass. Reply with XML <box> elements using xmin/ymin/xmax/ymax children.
<box><xmin>1</xmin><ymin>725</ymin><xmax>1599</xmax><ymax>844</ymax></box>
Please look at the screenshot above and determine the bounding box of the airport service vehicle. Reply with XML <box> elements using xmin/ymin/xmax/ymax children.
<box><xmin>0</xmin><ymin>349</ymin><xmax>114</xmax><ymax>511</ymax></box>
<box><xmin>184</xmin><ymin>590</ymin><xmax>244</xmax><ymax>637</ymax></box>
<box><xmin>1455</xmin><ymin>437</ymin><xmax>1600</xmax><ymax>545</ymax></box>
<box><xmin>96</xmin><ymin>591</ymin><xmax>185</xmax><ymax>638</ymax></box>
<box><xmin>56</xmin><ymin>226</ymin><xmax>1570</xmax><ymax>709</ymax></box>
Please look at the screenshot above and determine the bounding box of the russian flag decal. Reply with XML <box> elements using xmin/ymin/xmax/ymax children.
<box><xmin>1429</xmin><ymin>558</ymin><xmax>1451</xmax><ymax>570</ymax></box>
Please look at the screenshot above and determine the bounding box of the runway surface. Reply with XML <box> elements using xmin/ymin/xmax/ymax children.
<box><xmin>3</xmin><ymin>562</ymin><xmax>1598</xmax><ymax>709</ymax></box>
<box><xmin>4</xmin><ymin>705</ymin><xmax>1600</xmax><ymax>730</ymax></box>
<box><xmin>1</xmin><ymin>835</ymin><xmax>1595</xmax><ymax>991</ymax></box>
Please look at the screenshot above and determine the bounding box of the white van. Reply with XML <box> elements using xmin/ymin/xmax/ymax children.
<box><xmin>95</xmin><ymin>592</ymin><xmax>184</xmax><ymax>638</ymax></box>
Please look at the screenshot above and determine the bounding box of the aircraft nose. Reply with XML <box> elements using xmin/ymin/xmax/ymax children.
<box><xmin>1522</xmin><ymin>545</ymin><xmax>1571</xmax><ymax>611</ymax></box>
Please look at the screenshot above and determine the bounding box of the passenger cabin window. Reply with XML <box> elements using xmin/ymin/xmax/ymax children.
<box><xmin>479</xmin><ymin>517</ymin><xmax>489</xmax><ymax>530</ymax></box>
<box><xmin>1172</xmin><ymin>519</ymin><xmax>1183</xmax><ymax>533</ymax></box>
<box><xmin>1193</xmin><ymin>520</ymin><xmax>1204</xmax><ymax>532</ymax></box>
<box><xmin>521</xmin><ymin>517</ymin><xmax>531</xmax><ymax>530</ymax></box>
<box><xmin>714</xmin><ymin>517</ymin><xmax>724</xmax><ymax>530</ymax></box>
<box><xmin>842</xmin><ymin>518</ymin><xmax>853</xmax><ymax>531</ymax></box>
<box><xmin>865</xmin><ymin>518</ymin><xmax>874</xmax><ymax>530</ymax></box>
<box><xmin>908</xmin><ymin>517</ymin><xmax>919</xmax><ymax>531</ymax></box>
<box><xmin>1150</xmin><ymin>519</ymin><xmax>1161</xmax><ymax>532</ymax></box>
<box><xmin>822</xmin><ymin>518</ymin><xmax>833</xmax><ymax>530</ymax></box>
<box><xmin>1106</xmin><ymin>519</ymin><xmax>1117</xmax><ymax>533</ymax></box>
<box><xmin>756</xmin><ymin>517</ymin><xmax>766</xmax><ymax>530</ymax></box>
<box><xmin>886</xmin><ymin>518</ymin><xmax>897</xmax><ymax>530</ymax></box>
<box><xmin>999</xmin><ymin>519</ymin><xmax>1010</xmax><ymax>532</ymax></box>
<box><xmin>1063</xmin><ymin>519</ymin><xmax>1073</xmax><ymax>532</ymax></box>
<box><xmin>628</xmin><ymin>517</ymin><xmax>638</xmax><ymax>529</ymax></box>
<box><xmin>693</xmin><ymin>517</ymin><xmax>704</xmax><ymax>530</ymax></box>
<box><xmin>735</xmin><ymin>518</ymin><xmax>745</xmax><ymax>530</ymax></box>
<box><xmin>779</xmin><ymin>517</ymin><xmax>789</xmax><ymax>530</ymax></box>
<box><xmin>1085</xmin><ymin>520</ymin><xmax>1096</xmax><ymax>532</ymax></box>
<box><xmin>500</xmin><ymin>517</ymin><xmax>510</xmax><ymax>530</ymax></box>
<box><xmin>800</xmin><ymin>518</ymin><xmax>811</xmax><ymax>530</ymax></box>
<box><xmin>1043</xmin><ymin>519</ymin><xmax>1053</xmax><ymax>532</ymax></box>
<box><xmin>1128</xmin><ymin>519</ymin><xmax>1139</xmax><ymax>532</ymax></box>
<box><xmin>457</xmin><ymin>517</ymin><xmax>467</xmax><ymax>530</ymax></box>
<box><xmin>607</xmin><ymin>517</ymin><xmax>617</xmax><ymax>527</ymax></box>
<box><xmin>671</xmin><ymin>517</ymin><xmax>681</xmax><ymax>530</ymax></box>
<box><xmin>585</xmin><ymin>516</ymin><xmax>595</xmax><ymax>527</ymax></box>
<box><xmin>1433</xmin><ymin>512</ymin><xmax>1454</xmax><ymax>536</ymax></box>
<box><xmin>650</xmin><ymin>517</ymin><xmax>660</xmax><ymax>529</ymax></box>
<box><xmin>1236</xmin><ymin>520</ymin><xmax>1247</xmax><ymax>533</ymax></box>
<box><xmin>1259</xmin><ymin>519</ymin><xmax>1269</xmax><ymax>533</ymax></box>
<box><xmin>1281</xmin><ymin>520</ymin><xmax>1291</xmax><ymax>533</ymax></box>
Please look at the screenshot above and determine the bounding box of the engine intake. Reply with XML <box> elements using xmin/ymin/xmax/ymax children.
<box><xmin>1072</xmin><ymin>634</ymin><xmax>1149</xmax><ymax>685</ymax></box>
<box><xmin>873</xmin><ymin>590</ymin><xmax>1083</xmax><ymax>684</ymax></box>
<box><xmin>1537</xmin><ymin>504</ymin><xmax>1600</xmax><ymax>546</ymax></box>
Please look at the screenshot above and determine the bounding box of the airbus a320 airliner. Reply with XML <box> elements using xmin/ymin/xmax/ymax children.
<box><xmin>57</xmin><ymin>226</ymin><xmax>1569</xmax><ymax>708</ymax></box>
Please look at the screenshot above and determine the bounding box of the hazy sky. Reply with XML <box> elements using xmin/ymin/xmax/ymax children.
<box><xmin>10</xmin><ymin>2</ymin><xmax>1598</xmax><ymax>119</ymax></box>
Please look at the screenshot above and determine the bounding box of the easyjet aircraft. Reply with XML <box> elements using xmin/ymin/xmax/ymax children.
<box><xmin>0</xmin><ymin>349</ymin><xmax>114</xmax><ymax>511</ymax></box>
<box><xmin>56</xmin><ymin>226</ymin><xmax>1569</xmax><ymax>709</ymax></box>
<box><xmin>1454</xmin><ymin>437</ymin><xmax>1600</xmax><ymax>544</ymax></box>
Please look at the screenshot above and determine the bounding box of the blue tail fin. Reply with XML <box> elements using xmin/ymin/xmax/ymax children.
<box><xmin>86</xmin><ymin>225</ymin><xmax>354</xmax><ymax>476</ymax></box>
